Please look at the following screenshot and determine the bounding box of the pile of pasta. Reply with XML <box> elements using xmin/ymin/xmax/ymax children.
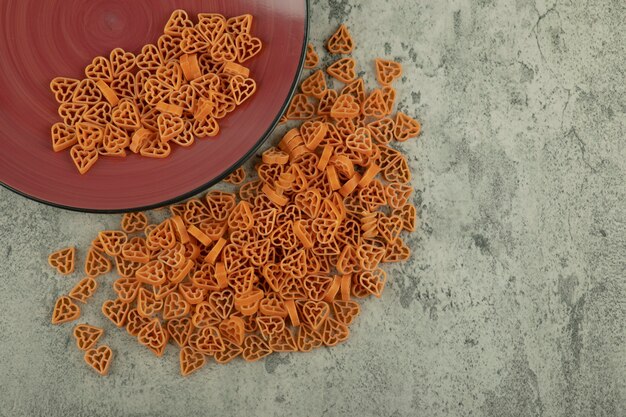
<box><xmin>48</xmin><ymin>23</ymin><xmax>421</xmax><ymax>376</ymax></box>
<box><xmin>49</xmin><ymin>10</ymin><xmax>262</xmax><ymax>174</ymax></box>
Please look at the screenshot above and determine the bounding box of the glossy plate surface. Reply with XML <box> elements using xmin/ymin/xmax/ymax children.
<box><xmin>0</xmin><ymin>0</ymin><xmax>307</xmax><ymax>212</ymax></box>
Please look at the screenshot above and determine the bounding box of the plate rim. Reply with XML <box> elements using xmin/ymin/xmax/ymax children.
<box><xmin>0</xmin><ymin>0</ymin><xmax>310</xmax><ymax>214</ymax></box>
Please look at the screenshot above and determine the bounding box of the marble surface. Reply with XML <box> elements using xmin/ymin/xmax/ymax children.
<box><xmin>1</xmin><ymin>0</ymin><xmax>625</xmax><ymax>416</ymax></box>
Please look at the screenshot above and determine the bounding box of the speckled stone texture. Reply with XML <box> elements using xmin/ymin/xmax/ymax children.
<box><xmin>1</xmin><ymin>1</ymin><xmax>625</xmax><ymax>416</ymax></box>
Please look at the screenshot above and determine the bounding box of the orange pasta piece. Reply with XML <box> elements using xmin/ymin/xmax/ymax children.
<box><xmin>300</xmin><ymin>120</ymin><xmax>328</xmax><ymax>151</ymax></box>
<box><xmin>393</xmin><ymin>203</ymin><xmax>417</xmax><ymax>232</ymax></box>
<box><xmin>179</xmin><ymin>53</ymin><xmax>202</xmax><ymax>81</ymax></box>
<box><xmin>110</xmin><ymin>48</ymin><xmax>136</xmax><ymax>76</ymax></box>
<box><xmin>296</xmin><ymin>325</ymin><xmax>323</xmax><ymax>352</ymax></box>
<box><xmin>73</xmin><ymin>324</ymin><xmax>104</xmax><ymax>351</ymax></box>
<box><xmin>381</xmin><ymin>154</ymin><xmax>411</xmax><ymax>184</ymax></box>
<box><xmin>262</xmin><ymin>182</ymin><xmax>289</xmax><ymax>206</ymax></box>
<box><xmin>304</xmin><ymin>43</ymin><xmax>319</xmax><ymax>69</ymax></box>
<box><xmin>339</xmin><ymin>172</ymin><xmax>362</xmax><ymax>197</ymax></box>
<box><xmin>214</xmin><ymin>340</ymin><xmax>243</xmax><ymax>364</ymax></box>
<box><xmin>292</xmin><ymin>220</ymin><xmax>314</xmax><ymax>249</ymax></box>
<box><xmin>84</xmin><ymin>246</ymin><xmax>111</xmax><ymax>277</ymax></box>
<box><xmin>95</xmin><ymin>80</ymin><xmax>119</xmax><ymax>106</ymax></box>
<box><xmin>235</xmin><ymin>33</ymin><xmax>263</xmax><ymax>62</ymax></box>
<box><xmin>211</xmin><ymin>32</ymin><xmax>238</xmax><ymax>62</ymax></box>
<box><xmin>206</xmin><ymin>239</ymin><xmax>227</xmax><ymax>265</ymax></box>
<box><xmin>300</xmin><ymin>70</ymin><xmax>327</xmax><ymax>98</ymax></box>
<box><xmin>164</xmin><ymin>10</ymin><xmax>194</xmax><ymax>36</ymax></box>
<box><xmin>229</xmin><ymin>75</ymin><xmax>257</xmax><ymax>104</ymax></box>
<box><xmin>111</xmin><ymin>99</ymin><xmax>141</xmax><ymax>129</ymax></box>
<box><xmin>224</xmin><ymin>167</ymin><xmax>246</xmax><ymax>185</ymax></box>
<box><xmin>121</xmin><ymin>237</ymin><xmax>150</xmax><ymax>263</ymax></box>
<box><xmin>135</xmin><ymin>260</ymin><xmax>168</xmax><ymax>286</ymax></box>
<box><xmin>256</xmin><ymin>316</ymin><xmax>285</xmax><ymax>339</ymax></box>
<box><xmin>242</xmin><ymin>335</ymin><xmax>272</xmax><ymax>362</ymax></box>
<box><xmin>385</xmin><ymin>182</ymin><xmax>413</xmax><ymax>209</ymax></box>
<box><xmin>362</xmin><ymin>89</ymin><xmax>388</xmax><ymax>118</ymax></box>
<box><xmin>223</xmin><ymin>61</ymin><xmax>250</xmax><ymax>78</ymax></box>
<box><xmin>84</xmin><ymin>345</ymin><xmax>113</xmax><ymax>376</ymax></box>
<box><xmin>137</xmin><ymin>288</ymin><xmax>163</xmax><ymax>317</ymax></box>
<box><xmin>50</xmin><ymin>122</ymin><xmax>77</xmax><ymax>152</ymax></box>
<box><xmin>58</xmin><ymin>102</ymin><xmax>87</xmax><ymax>126</ymax></box>
<box><xmin>73</xmin><ymin>79</ymin><xmax>103</xmax><ymax>104</ymax></box>
<box><xmin>269</xmin><ymin>327</ymin><xmax>298</xmax><ymax>352</ymax></box>
<box><xmin>113</xmin><ymin>276</ymin><xmax>140</xmax><ymax>303</ymax></box>
<box><xmin>327</xmin><ymin>57</ymin><xmax>356</xmax><ymax>83</ymax></box>
<box><xmin>301</xmin><ymin>300</ymin><xmax>329</xmax><ymax>330</ymax></box>
<box><xmin>341</xmin><ymin>77</ymin><xmax>366</xmax><ymax>105</ymax></box>
<box><xmin>163</xmin><ymin>291</ymin><xmax>191</xmax><ymax>320</ymax></box>
<box><xmin>383</xmin><ymin>237</ymin><xmax>410</xmax><ymax>262</ymax></box>
<box><xmin>179</xmin><ymin>282</ymin><xmax>208</xmax><ymax>305</ymax></box>
<box><xmin>375</xmin><ymin>58</ymin><xmax>403</xmax><ymax>86</ymax></box>
<box><xmin>286</xmin><ymin>94</ymin><xmax>315</xmax><ymax>120</ymax></box>
<box><xmin>102</xmin><ymin>298</ymin><xmax>130</xmax><ymax>327</ymax></box>
<box><xmin>137</xmin><ymin>318</ymin><xmax>168</xmax><ymax>356</ymax></box>
<box><xmin>48</xmin><ymin>247</ymin><xmax>75</xmax><ymax>275</ymax></box>
<box><xmin>167</xmin><ymin>317</ymin><xmax>193</xmax><ymax>347</ymax></box>
<box><xmin>128</xmin><ymin>128</ymin><xmax>153</xmax><ymax>153</ymax></box>
<box><xmin>50</xmin><ymin>77</ymin><xmax>80</xmax><ymax>103</ymax></box>
<box><xmin>340</xmin><ymin>274</ymin><xmax>352</xmax><ymax>301</ymax></box>
<box><xmin>51</xmin><ymin>295</ymin><xmax>81</xmax><ymax>324</ymax></box>
<box><xmin>85</xmin><ymin>55</ymin><xmax>113</xmax><ymax>81</ymax></box>
<box><xmin>317</xmin><ymin>89</ymin><xmax>338</xmax><ymax>116</ymax></box>
<box><xmin>157</xmin><ymin>113</ymin><xmax>184</xmax><ymax>142</ymax></box>
<box><xmin>69</xmin><ymin>276</ymin><xmax>98</xmax><ymax>303</ymax></box>
<box><xmin>121</xmin><ymin>212</ymin><xmax>148</xmax><ymax>233</ymax></box>
<box><xmin>98</xmin><ymin>230</ymin><xmax>127</xmax><ymax>256</ymax></box>
<box><xmin>368</xmin><ymin>117</ymin><xmax>395</xmax><ymax>144</ymax></box>
<box><xmin>226</xmin><ymin>14</ymin><xmax>253</xmax><ymax>36</ymax></box>
<box><xmin>180</xmin><ymin>346</ymin><xmax>206</xmax><ymax>376</ymax></box>
<box><xmin>227</xmin><ymin>201</ymin><xmax>254</xmax><ymax>231</ymax></box>
<box><xmin>189</xmin><ymin>325</ymin><xmax>224</xmax><ymax>354</ymax></box>
<box><xmin>326</xmin><ymin>165</ymin><xmax>341</xmax><ymax>190</ymax></box>
<box><xmin>381</xmin><ymin>85</ymin><xmax>396</xmax><ymax>114</ymax></box>
<box><xmin>323</xmin><ymin>275</ymin><xmax>342</xmax><ymax>302</ymax></box>
<box><xmin>321</xmin><ymin>317</ymin><xmax>350</xmax><ymax>346</ymax></box>
<box><xmin>394</xmin><ymin>112</ymin><xmax>421</xmax><ymax>141</ymax></box>
<box><xmin>327</xmin><ymin>24</ymin><xmax>354</xmax><ymax>54</ymax></box>
<box><xmin>377</xmin><ymin>214</ymin><xmax>403</xmax><ymax>243</ymax></box>
<box><xmin>147</xmin><ymin>218</ymin><xmax>177</xmax><ymax>249</ymax></box>
<box><xmin>357</xmin><ymin>269</ymin><xmax>387</xmax><ymax>297</ymax></box>
<box><xmin>330</xmin><ymin>94</ymin><xmax>360</xmax><ymax>119</ymax></box>
<box><xmin>75</xmin><ymin>122</ymin><xmax>103</xmax><ymax>151</ymax></box>
<box><xmin>358</xmin><ymin>163</ymin><xmax>382</xmax><ymax>188</ymax></box>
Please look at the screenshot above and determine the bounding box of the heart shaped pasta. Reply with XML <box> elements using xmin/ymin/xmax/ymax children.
<box><xmin>304</xmin><ymin>43</ymin><xmax>319</xmax><ymax>69</ymax></box>
<box><xmin>228</xmin><ymin>75</ymin><xmax>256</xmax><ymax>105</ymax></box>
<box><xmin>84</xmin><ymin>345</ymin><xmax>113</xmax><ymax>376</ymax></box>
<box><xmin>327</xmin><ymin>24</ymin><xmax>354</xmax><ymax>54</ymax></box>
<box><xmin>73</xmin><ymin>324</ymin><xmax>104</xmax><ymax>350</ymax></box>
<box><xmin>48</xmin><ymin>247</ymin><xmax>75</xmax><ymax>275</ymax></box>
<box><xmin>69</xmin><ymin>277</ymin><xmax>98</xmax><ymax>303</ymax></box>
<box><xmin>51</xmin><ymin>296</ymin><xmax>80</xmax><ymax>324</ymax></box>
<box><xmin>85</xmin><ymin>56</ymin><xmax>113</xmax><ymax>82</ymax></box>
<box><xmin>47</xmin><ymin>9</ymin><xmax>265</xmax><ymax>174</ymax></box>
<box><xmin>180</xmin><ymin>346</ymin><xmax>206</xmax><ymax>376</ymax></box>
<box><xmin>48</xmin><ymin>21</ymin><xmax>425</xmax><ymax>378</ymax></box>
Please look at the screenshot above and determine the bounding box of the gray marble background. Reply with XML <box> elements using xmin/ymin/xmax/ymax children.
<box><xmin>1</xmin><ymin>0</ymin><xmax>625</xmax><ymax>416</ymax></box>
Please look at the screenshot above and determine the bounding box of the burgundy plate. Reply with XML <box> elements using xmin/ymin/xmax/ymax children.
<box><xmin>0</xmin><ymin>0</ymin><xmax>307</xmax><ymax>212</ymax></box>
